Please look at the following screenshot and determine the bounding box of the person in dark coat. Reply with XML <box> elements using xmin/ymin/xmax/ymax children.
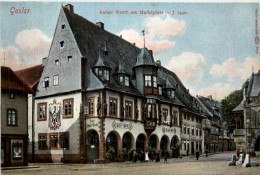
<box><xmin>151</xmin><ymin>151</ymin><xmax>154</xmax><ymax>162</ymax></box>
<box><xmin>164</xmin><ymin>153</ymin><xmax>167</xmax><ymax>163</ymax></box>
<box><xmin>205</xmin><ymin>150</ymin><xmax>208</xmax><ymax>157</ymax></box>
<box><xmin>133</xmin><ymin>150</ymin><xmax>137</xmax><ymax>163</ymax></box>
<box><xmin>155</xmin><ymin>152</ymin><xmax>160</xmax><ymax>162</ymax></box>
<box><xmin>196</xmin><ymin>150</ymin><xmax>200</xmax><ymax>160</ymax></box>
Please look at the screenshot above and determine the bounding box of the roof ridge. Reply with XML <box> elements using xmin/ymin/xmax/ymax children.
<box><xmin>15</xmin><ymin>64</ymin><xmax>43</xmax><ymax>73</ymax></box>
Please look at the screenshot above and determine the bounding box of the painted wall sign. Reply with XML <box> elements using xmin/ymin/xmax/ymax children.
<box><xmin>86</xmin><ymin>119</ymin><xmax>99</xmax><ymax>128</ymax></box>
<box><xmin>112</xmin><ymin>120</ymin><xmax>133</xmax><ymax>131</ymax></box>
<box><xmin>49</xmin><ymin>99</ymin><xmax>61</xmax><ymax>130</ymax></box>
<box><xmin>162</xmin><ymin>127</ymin><xmax>176</xmax><ymax>134</ymax></box>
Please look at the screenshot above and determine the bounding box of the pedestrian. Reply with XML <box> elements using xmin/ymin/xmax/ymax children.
<box><xmin>164</xmin><ymin>153</ymin><xmax>167</xmax><ymax>163</ymax></box>
<box><xmin>156</xmin><ymin>152</ymin><xmax>160</xmax><ymax>162</ymax></box>
<box><xmin>186</xmin><ymin>149</ymin><xmax>189</xmax><ymax>157</ymax></box>
<box><xmin>196</xmin><ymin>150</ymin><xmax>200</xmax><ymax>160</ymax></box>
<box><xmin>151</xmin><ymin>151</ymin><xmax>154</xmax><ymax>162</ymax></box>
<box><xmin>132</xmin><ymin>150</ymin><xmax>137</xmax><ymax>163</ymax></box>
<box><xmin>205</xmin><ymin>150</ymin><xmax>208</xmax><ymax>157</ymax></box>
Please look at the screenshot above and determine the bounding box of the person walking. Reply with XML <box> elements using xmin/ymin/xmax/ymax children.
<box><xmin>132</xmin><ymin>150</ymin><xmax>137</xmax><ymax>163</ymax></box>
<box><xmin>196</xmin><ymin>150</ymin><xmax>200</xmax><ymax>160</ymax></box>
<box><xmin>205</xmin><ymin>150</ymin><xmax>208</xmax><ymax>157</ymax></box>
<box><xmin>164</xmin><ymin>153</ymin><xmax>168</xmax><ymax>163</ymax></box>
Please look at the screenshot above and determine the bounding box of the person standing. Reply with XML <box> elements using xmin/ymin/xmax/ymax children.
<box><xmin>196</xmin><ymin>150</ymin><xmax>200</xmax><ymax>160</ymax></box>
<box><xmin>133</xmin><ymin>150</ymin><xmax>137</xmax><ymax>163</ymax></box>
<box><xmin>205</xmin><ymin>150</ymin><xmax>208</xmax><ymax>157</ymax></box>
<box><xmin>164</xmin><ymin>153</ymin><xmax>167</xmax><ymax>163</ymax></box>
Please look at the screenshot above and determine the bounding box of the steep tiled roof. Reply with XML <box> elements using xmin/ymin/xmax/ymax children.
<box><xmin>15</xmin><ymin>64</ymin><xmax>44</xmax><ymax>89</ymax></box>
<box><xmin>249</xmin><ymin>73</ymin><xmax>260</xmax><ymax>97</ymax></box>
<box><xmin>1</xmin><ymin>66</ymin><xmax>35</xmax><ymax>94</ymax></box>
<box><xmin>232</xmin><ymin>100</ymin><xmax>244</xmax><ymax>112</ymax></box>
<box><xmin>197</xmin><ymin>96</ymin><xmax>221</xmax><ymax>117</ymax></box>
<box><xmin>134</xmin><ymin>47</ymin><xmax>157</xmax><ymax>68</ymax></box>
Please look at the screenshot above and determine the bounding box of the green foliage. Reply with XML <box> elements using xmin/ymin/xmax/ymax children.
<box><xmin>128</xmin><ymin>149</ymin><xmax>134</xmax><ymax>161</ymax></box>
<box><xmin>221</xmin><ymin>79</ymin><xmax>249</xmax><ymax>134</ymax></box>
<box><xmin>106</xmin><ymin>146</ymin><xmax>115</xmax><ymax>161</ymax></box>
<box><xmin>120</xmin><ymin>148</ymin><xmax>128</xmax><ymax>160</ymax></box>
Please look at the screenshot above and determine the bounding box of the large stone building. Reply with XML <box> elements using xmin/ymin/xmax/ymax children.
<box><xmin>1</xmin><ymin>66</ymin><xmax>35</xmax><ymax>166</ymax></box>
<box><xmin>29</xmin><ymin>4</ymin><xmax>224</xmax><ymax>163</ymax></box>
<box><xmin>233</xmin><ymin>71</ymin><xmax>260</xmax><ymax>156</ymax></box>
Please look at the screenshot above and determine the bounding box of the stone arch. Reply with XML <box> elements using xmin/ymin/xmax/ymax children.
<box><xmin>122</xmin><ymin>132</ymin><xmax>135</xmax><ymax>152</ymax></box>
<box><xmin>160</xmin><ymin>135</ymin><xmax>170</xmax><ymax>151</ymax></box>
<box><xmin>106</xmin><ymin>130</ymin><xmax>121</xmax><ymax>160</ymax></box>
<box><xmin>252</xmin><ymin>134</ymin><xmax>260</xmax><ymax>152</ymax></box>
<box><xmin>171</xmin><ymin>135</ymin><xmax>180</xmax><ymax>148</ymax></box>
<box><xmin>86</xmin><ymin>129</ymin><xmax>99</xmax><ymax>163</ymax></box>
<box><xmin>149</xmin><ymin>134</ymin><xmax>159</xmax><ymax>150</ymax></box>
<box><xmin>136</xmin><ymin>133</ymin><xmax>147</xmax><ymax>153</ymax></box>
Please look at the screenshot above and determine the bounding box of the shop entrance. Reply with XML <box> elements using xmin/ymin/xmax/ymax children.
<box><xmin>86</xmin><ymin>130</ymin><xmax>99</xmax><ymax>163</ymax></box>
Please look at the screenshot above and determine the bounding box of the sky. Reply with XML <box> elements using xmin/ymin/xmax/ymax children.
<box><xmin>1</xmin><ymin>2</ymin><xmax>259</xmax><ymax>100</ymax></box>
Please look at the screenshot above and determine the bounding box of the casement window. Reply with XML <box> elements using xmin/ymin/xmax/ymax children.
<box><xmin>63</xmin><ymin>98</ymin><xmax>73</xmax><ymax>118</ymax></box>
<box><xmin>184</xmin><ymin>141</ymin><xmax>186</xmax><ymax>150</ymax></box>
<box><xmin>192</xmin><ymin>127</ymin><xmax>194</xmax><ymax>135</ymax></box>
<box><xmin>119</xmin><ymin>76</ymin><xmax>124</xmax><ymax>83</ymax></box>
<box><xmin>162</xmin><ymin>108</ymin><xmax>168</xmax><ymax>122</ymax></box>
<box><xmin>38</xmin><ymin>134</ymin><xmax>48</xmax><ymax>150</ymax></box>
<box><xmin>187</xmin><ymin>126</ymin><xmax>190</xmax><ymax>135</ymax></box>
<box><xmin>104</xmin><ymin>70</ymin><xmax>109</xmax><ymax>81</ymax></box>
<box><xmin>196</xmin><ymin>127</ymin><xmax>198</xmax><ymax>136</ymax></box>
<box><xmin>145</xmin><ymin>75</ymin><xmax>152</xmax><ymax>87</ymax></box>
<box><xmin>9</xmin><ymin>91</ymin><xmax>15</xmax><ymax>99</ymax></box>
<box><xmin>12</xmin><ymin>142</ymin><xmax>22</xmax><ymax>160</ymax></box>
<box><xmin>38</xmin><ymin>103</ymin><xmax>47</xmax><ymax>121</ymax></box>
<box><xmin>109</xmin><ymin>98</ymin><xmax>118</xmax><ymax>117</ymax></box>
<box><xmin>158</xmin><ymin>86</ymin><xmax>162</xmax><ymax>95</ymax></box>
<box><xmin>68</xmin><ymin>56</ymin><xmax>72</xmax><ymax>62</ymax></box>
<box><xmin>167</xmin><ymin>90</ymin><xmax>175</xmax><ymax>98</ymax></box>
<box><xmin>125</xmin><ymin>76</ymin><xmax>129</xmax><ymax>86</ymax></box>
<box><xmin>7</xmin><ymin>109</ymin><xmax>17</xmax><ymax>126</ymax></box>
<box><xmin>172</xmin><ymin>111</ymin><xmax>178</xmax><ymax>125</ymax></box>
<box><xmin>42</xmin><ymin>77</ymin><xmax>49</xmax><ymax>88</ymax></box>
<box><xmin>87</xmin><ymin>97</ymin><xmax>95</xmax><ymax>116</ymax></box>
<box><xmin>147</xmin><ymin>104</ymin><xmax>156</xmax><ymax>118</ymax></box>
<box><xmin>61</xmin><ymin>24</ymin><xmax>66</xmax><ymax>30</ymax></box>
<box><xmin>60</xmin><ymin>41</ymin><xmax>64</xmax><ymax>48</ymax></box>
<box><xmin>50</xmin><ymin>133</ymin><xmax>58</xmax><ymax>149</ymax></box>
<box><xmin>125</xmin><ymin>100</ymin><xmax>133</xmax><ymax>118</ymax></box>
<box><xmin>153</xmin><ymin>76</ymin><xmax>157</xmax><ymax>88</ymax></box>
<box><xmin>60</xmin><ymin>133</ymin><xmax>69</xmax><ymax>150</ymax></box>
<box><xmin>53</xmin><ymin>75</ymin><xmax>59</xmax><ymax>86</ymax></box>
<box><xmin>55</xmin><ymin>59</ymin><xmax>59</xmax><ymax>66</ymax></box>
<box><xmin>183</xmin><ymin>125</ymin><xmax>186</xmax><ymax>134</ymax></box>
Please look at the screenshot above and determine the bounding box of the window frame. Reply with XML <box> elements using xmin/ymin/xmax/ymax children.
<box><xmin>53</xmin><ymin>75</ymin><xmax>59</xmax><ymax>86</ymax></box>
<box><xmin>60</xmin><ymin>41</ymin><xmax>65</xmax><ymax>49</ymax></box>
<box><xmin>9</xmin><ymin>91</ymin><xmax>15</xmax><ymax>99</ymax></box>
<box><xmin>43</xmin><ymin>77</ymin><xmax>49</xmax><ymax>88</ymax></box>
<box><xmin>109</xmin><ymin>97</ymin><xmax>118</xmax><ymax>117</ymax></box>
<box><xmin>55</xmin><ymin>59</ymin><xmax>59</xmax><ymax>66</ymax></box>
<box><xmin>59</xmin><ymin>132</ymin><xmax>69</xmax><ymax>150</ymax></box>
<box><xmin>63</xmin><ymin>98</ymin><xmax>74</xmax><ymax>118</ymax></box>
<box><xmin>125</xmin><ymin>100</ymin><xmax>133</xmax><ymax>119</ymax></box>
<box><xmin>38</xmin><ymin>133</ymin><xmax>48</xmax><ymax>150</ymax></box>
<box><xmin>158</xmin><ymin>86</ymin><xmax>162</xmax><ymax>95</ymax></box>
<box><xmin>68</xmin><ymin>56</ymin><xmax>72</xmax><ymax>62</ymax></box>
<box><xmin>49</xmin><ymin>133</ymin><xmax>59</xmax><ymax>150</ymax></box>
<box><xmin>6</xmin><ymin>108</ymin><xmax>17</xmax><ymax>126</ymax></box>
<box><xmin>61</xmin><ymin>24</ymin><xmax>66</xmax><ymax>30</ymax></box>
<box><xmin>37</xmin><ymin>102</ymin><xmax>47</xmax><ymax>121</ymax></box>
<box><xmin>87</xmin><ymin>97</ymin><xmax>95</xmax><ymax>117</ymax></box>
<box><xmin>162</xmin><ymin>108</ymin><xmax>168</xmax><ymax>123</ymax></box>
<box><xmin>144</xmin><ymin>75</ymin><xmax>152</xmax><ymax>87</ymax></box>
<box><xmin>125</xmin><ymin>76</ymin><xmax>129</xmax><ymax>86</ymax></box>
<box><xmin>12</xmin><ymin>142</ymin><xmax>22</xmax><ymax>160</ymax></box>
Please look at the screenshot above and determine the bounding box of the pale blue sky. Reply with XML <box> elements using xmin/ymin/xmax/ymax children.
<box><xmin>1</xmin><ymin>2</ymin><xmax>259</xmax><ymax>100</ymax></box>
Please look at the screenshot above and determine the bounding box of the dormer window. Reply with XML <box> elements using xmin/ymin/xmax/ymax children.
<box><xmin>125</xmin><ymin>76</ymin><xmax>129</xmax><ymax>86</ymax></box>
<box><xmin>119</xmin><ymin>75</ymin><xmax>124</xmax><ymax>83</ymax></box>
<box><xmin>145</xmin><ymin>75</ymin><xmax>152</xmax><ymax>87</ymax></box>
<box><xmin>104</xmin><ymin>70</ymin><xmax>109</xmax><ymax>81</ymax></box>
<box><xmin>158</xmin><ymin>86</ymin><xmax>162</xmax><ymax>95</ymax></box>
<box><xmin>95</xmin><ymin>68</ymin><xmax>110</xmax><ymax>81</ymax></box>
<box><xmin>118</xmin><ymin>75</ymin><xmax>129</xmax><ymax>86</ymax></box>
<box><xmin>61</xmin><ymin>24</ymin><xmax>66</xmax><ymax>30</ymax></box>
<box><xmin>60</xmin><ymin>41</ymin><xmax>64</xmax><ymax>48</ymax></box>
<box><xmin>167</xmin><ymin>90</ymin><xmax>175</xmax><ymax>98</ymax></box>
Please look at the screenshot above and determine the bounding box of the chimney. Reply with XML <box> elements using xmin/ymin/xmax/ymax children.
<box><xmin>208</xmin><ymin>95</ymin><xmax>212</xmax><ymax>100</ymax></box>
<box><xmin>65</xmin><ymin>4</ymin><xmax>74</xmax><ymax>15</ymax></box>
<box><xmin>120</xmin><ymin>35</ymin><xmax>122</xmax><ymax>38</ymax></box>
<box><xmin>42</xmin><ymin>57</ymin><xmax>47</xmax><ymax>66</ymax></box>
<box><xmin>133</xmin><ymin>43</ymin><xmax>136</xmax><ymax>46</ymax></box>
<box><xmin>155</xmin><ymin>60</ymin><xmax>161</xmax><ymax>66</ymax></box>
<box><xmin>96</xmin><ymin>22</ymin><xmax>104</xmax><ymax>30</ymax></box>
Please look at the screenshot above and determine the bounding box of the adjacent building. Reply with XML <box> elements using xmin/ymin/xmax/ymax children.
<box><xmin>1</xmin><ymin>66</ymin><xmax>35</xmax><ymax>166</ymax></box>
<box><xmin>233</xmin><ymin>71</ymin><xmax>260</xmax><ymax>156</ymax></box>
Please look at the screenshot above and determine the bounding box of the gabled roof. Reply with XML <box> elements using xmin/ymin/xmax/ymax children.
<box><xmin>1</xmin><ymin>66</ymin><xmax>35</xmax><ymax>94</ymax></box>
<box><xmin>93</xmin><ymin>48</ymin><xmax>110</xmax><ymax>68</ymax></box>
<box><xmin>165</xmin><ymin>77</ymin><xmax>175</xmax><ymax>89</ymax></box>
<box><xmin>197</xmin><ymin>96</ymin><xmax>221</xmax><ymax>117</ymax></box>
<box><xmin>248</xmin><ymin>73</ymin><xmax>260</xmax><ymax>97</ymax></box>
<box><xmin>232</xmin><ymin>100</ymin><xmax>244</xmax><ymax>112</ymax></box>
<box><xmin>15</xmin><ymin>64</ymin><xmax>44</xmax><ymax>89</ymax></box>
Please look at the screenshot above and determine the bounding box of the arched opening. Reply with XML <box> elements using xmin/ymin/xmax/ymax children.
<box><xmin>136</xmin><ymin>134</ymin><xmax>146</xmax><ymax>153</ymax></box>
<box><xmin>255</xmin><ymin>136</ymin><xmax>260</xmax><ymax>151</ymax></box>
<box><xmin>106</xmin><ymin>132</ymin><xmax>119</xmax><ymax>161</ymax></box>
<box><xmin>171</xmin><ymin>136</ymin><xmax>179</xmax><ymax>158</ymax></box>
<box><xmin>122</xmin><ymin>132</ymin><xmax>134</xmax><ymax>152</ymax></box>
<box><xmin>160</xmin><ymin>136</ymin><xmax>169</xmax><ymax>156</ymax></box>
<box><xmin>86</xmin><ymin>130</ymin><xmax>99</xmax><ymax>163</ymax></box>
<box><xmin>149</xmin><ymin>135</ymin><xmax>158</xmax><ymax>150</ymax></box>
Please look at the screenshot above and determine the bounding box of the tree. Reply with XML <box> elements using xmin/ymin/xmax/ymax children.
<box><xmin>221</xmin><ymin>80</ymin><xmax>249</xmax><ymax>134</ymax></box>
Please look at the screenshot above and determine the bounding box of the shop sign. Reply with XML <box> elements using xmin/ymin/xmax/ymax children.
<box><xmin>162</xmin><ymin>127</ymin><xmax>176</xmax><ymax>134</ymax></box>
<box><xmin>112</xmin><ymin>120</ymin><xmax>133</xmax><ymax>131</ymax></box>
<box><xmin>86</xmin><ymin>119</ymin><xmax>99</xmax><ymax>128</ymax></box>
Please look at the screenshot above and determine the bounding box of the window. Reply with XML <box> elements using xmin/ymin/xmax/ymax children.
<box><xmin>125</xmin><ymin>100</ymin><xmax>133</xmax><ymax>118</ymax></box>
<box><xmin>173</xmin><ymin>111</ymin><xmax>178</xmax><ymax>125</ymax></box>
<box><xmin>87</xmin><ymin>97</ymin><xmax>95</xmax><ymax>116</ymax></box>
<box><xmin>12</xmin><ymin>142</ymin><xmax>22</xmax><ymax>160</ymax></box>
<box><xmin>61</xmin><ymin>24</ymin><xmax>66</xmax><ymax>29</ymax></box>
<box><xmin>184</xmin><ymin>114</ymin><xmax>186</xmax><ymax>120</ymax></box>
<box><xmin>125</xmin><ymin>76</ymin><xmax>129</xmax><ymax>86</ymax></box>
<box><xmin>109</xmin><ymin>98</ymin><xmax>117</xmax><ymax>117</ymax></box>
<box><xmin>153</xmin><ymin>76</ymin><xmax>157</xmax><ymax>88</ymax></box>
<box><xmin>38</xmin><ymin>103</ymin><xmax>47</xmax><ymax>121</ymax></box>
<box><xmin>187</xmin><ymin>126</ymin><xmax>190</xmax><ymax>135</ymax></box>
<box><xmin>60</xmin><ymin>133</ymin><xmax>69</xmax><ymax>150</ymax></box>
<box><xmin>196</xmin><ymin>127</ymin><xmax>198</xmax><ymax>136</ymax></box>
<box><xmin>9</xmin><ymin>92</ymin><xmax>15</xmax><ymax>99</ymax></box>
<box><xmin>38</xmin><ymin>134</ymin><xmax>47</xmax><ymax>150</ymax></box>
<box><xmin>7</xmin><ymin>109</ymin><xmax>17</xmax><ymax>126</ymax></box>
<box><xmin>192</xmin><ymin>127</ymin><xmax>194</xmax><ymax>135</ymax></box>
<box><xmin>63</xmin><ymin>99</ymin><xmax>73</xmax><ymax>118</ymax></box>
<box><xmin>162</xmin><ymin>108</ymin><xmax>168</xmax><ymax>123</ymax></box>
<box><xmin>68</xmin><ymin>56</ymin><xmax>72</xmax><ymax>62</ymax></box>
<box><xmin>167</xmin><ymin>90</ymin><xmax>175</xmax><ymax>98</ymax></box>
<box><xmin>60</xmin><ymin>41</ymin><xmax>64</xmax><ymax>48</ymax></box>
<box><xmin>55</xmin><ymin>59</ymin><xmax>59</xmax><ymax>66</ymax></box>
<box><xmin>158</xmin><ymin>86</ymin><xmax>162</xmax><ymax>95</ymax></box>
<box><xmin>98</xmin><ymin>69</ymin><xmax>103</xmax><ymax>77</ymax></box>
<box><xmin>53</xmin><ymin>75</ymin><xmax>59</xmax><ymax>86</ymax></box>
<box><xmin>42</xmin><ymin>77</ymin><xmax>49</xmax><ymax>88</ymax></box>
<box><xmin>147</xmin><ymin>103</ymin><xmax>156</xmax><ymax>118</ymax></box>
<box><xmin>119</xmin><ymin>76</ymin><xmax>124</xmax><ymax>83</ymax></box>
<box><xmin>184</xmin><ymin>141</ymin><xmax>186</xmax><ymax>150</ymax></box>
<box><xmin>183</xmin><ymin>125</ymin><xmax>186</xmax><ymax>134</ymax></box>
<box><xmin>50</xmin><ymin>134</ymin><xmax>58</xmax><ymax>149</ymax></box>
<box><xmin>145</xmin><ymin>75</ymin><xmax>152</xmax><ymax>87</ymax></box>
<box><xmin>104</xmin><ymin>70</ymin><xmax>109</xmax><ymax>81</ymax></box>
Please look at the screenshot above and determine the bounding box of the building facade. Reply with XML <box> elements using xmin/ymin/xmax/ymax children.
<box><xmin>1</xmin><ymin>66</ymin><xmax>35</xmax><ymax>166</ymax></box>
<box><xmin>233</xmin><ymin>71</ymin><xmax>260</xmax><ymax>156</ymax></box>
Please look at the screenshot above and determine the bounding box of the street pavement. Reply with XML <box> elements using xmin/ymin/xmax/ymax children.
<box><xmin>2</xmin><ymin>152</ymin><xmax>260</xmax><ymax>175</ymax></box>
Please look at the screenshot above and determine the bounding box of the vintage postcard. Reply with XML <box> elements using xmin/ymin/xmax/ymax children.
<box><xmin>1</xmin><ymin>1</ymin><xmax>260</xmax><ymax>175</ymax></box>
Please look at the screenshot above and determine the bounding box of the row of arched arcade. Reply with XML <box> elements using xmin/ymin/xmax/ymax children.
<box><xmin>86</xmin><ymin>130</ymin><xmax>179</xmax><ymax>162</ymax></box>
